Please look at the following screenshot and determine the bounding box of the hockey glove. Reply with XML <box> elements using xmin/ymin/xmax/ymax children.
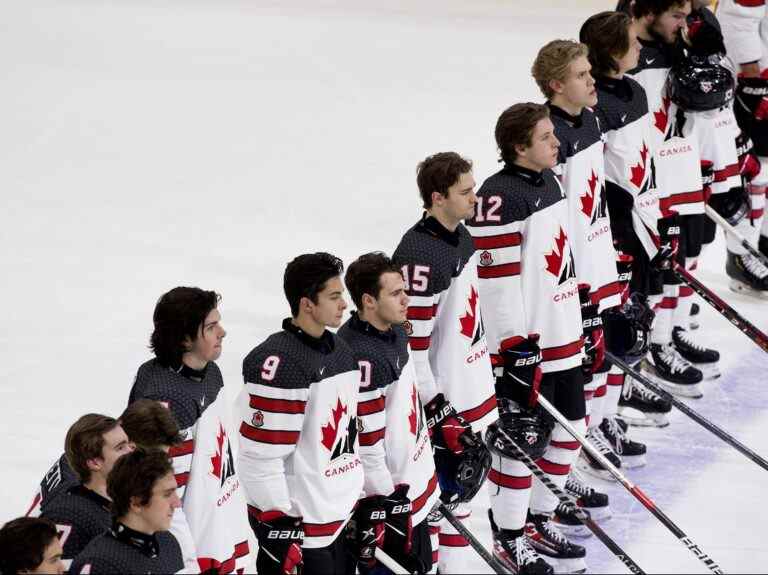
<box><xmin>496</xmin><ymin>337</ymin><xmax>543</xmax><ymax>408</ymax></box>
<box><xmin>423</xmin><ymin>393</ymin><xmax>473</xmax><ymax>456</ymax></box>
<box><xmin>348</xmin><ymin>495</ymin><xmax>386</xmax><ymax>568</ymax></box>
<box><xmin>652</xmin><ymin>214</ymin><xmax>680</xmax><ymax>270</ymax></box>
<box><xmin>737</xmin><ymin>133</ymin><xmax>761</xmax><ymax>184</ymax></box>
<box><xmin>253</xmin><ymin>511</ymin><xmax>304</xmax><ymax>575</ymax></box>
<box><xmin>579</xmin><ymin>284</ymin><xmax>605</xmax><ymax>376</ymax></box>
<box><xmin>380</xmin><ymin>485</ymin><xmax>425</xmax><ymax>574</ymax></box>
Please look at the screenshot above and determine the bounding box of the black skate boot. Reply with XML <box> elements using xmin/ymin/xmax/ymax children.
<box><xmin>672</xmin><ymin>327</ymin><xmax>720</xmax><ymax>380</ymax></box>
<box><xmin>725</xmin><ymin>250</ymin><xmax>768</xmax><ymax>300</ymax></box>
<box><xmin>689</xmin><ymin>302</ymin><xmax>700</xmax><ymax>331</ymax></box>
<box><xmin>576</xmin><ymin>427</ymin><xmax>621</xmax><ymax>482</ymax></box>
<box><xmin>552</xmin><ymin>502</ymin><xmax>593</xmax><ymax>539</ymax></box>
<box><xmin>525</xmin><ymin>512</ymin><xmax>587</xmax><ymax>574</ymax></box>
<box><xmin>617</xmin><ymin>377</ymin><xmax>672</xmax><ymax>428</ymax></box>
<box><xmin>489</xmin><ymin>510</ymin><xmax>553</xmax><ymax>574</ymax></box>
<box><xmin>759</xmin><ymin>235</ymin><xmax>768</xmax><ymax>259</ymax></box>
<box><xmin>599</xmin><ymin>416</ymin><xmax>647</xmax><ymax>468</ymax></box>
<box><xmin>640</xmin><ymin>343</ymin><xmax>703</xmax><ymax>398</ymax></box>
<box><xmin>563</xmin><ymin>469</ymin><xmax>610</xmax><ymax>522</ymax></box>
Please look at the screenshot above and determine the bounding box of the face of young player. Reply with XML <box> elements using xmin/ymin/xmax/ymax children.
<box><xmin>369</xmin><ymin>271</ymin><xmax>409</xmax><ymax>327</ymax></box>
<box><xmin>516</xmin><ymin>117</ymin><xmax>560</xmax><ymax>173</ymax></box>
<box><xmin>89</xmin><ymin>425</ymin><xmax>134</xmax><ymax>483</ymax></box>
<box><xmin>24</xmin><ymin>538</ymin><xmax>65</xmax><ymax>575</ymax></box>
<box><xmin>615</xmin><ymin>22</ymin><xmax>642</xmax><ymax>75</ymax></box>
<box><xmin>308</xmin><ymin>276</ymin><xmax>348</xmax><ymax>329</ymax></box>
<box><xmin>649</xmin><ymin>2</ymin><xmax>691</xmax><ymax>45</ymax></box>
<box><xmin>433</xmin><ymin>171</ymin><xmax>477</xmax><ymax>225</ymax></box>
<box><xmin>557</xmin><ymin>55</ymin><xmax>597</xmax><ymax>110</ymax></box>
<box><xmin>136</xmin><ymin>471</ymin><xmax>182</xmax><ymax>533</ymax></box>
<box><xmin>187</xmin><ymin>307</ymin><xmax>226</xmax><ymax>366</ymax></box>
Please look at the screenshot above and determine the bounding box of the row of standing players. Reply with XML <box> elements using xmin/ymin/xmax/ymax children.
<box><xmin>5</xmin><ymin>0</ymin><xmax>768</xmax><ymax>573</ymax></box>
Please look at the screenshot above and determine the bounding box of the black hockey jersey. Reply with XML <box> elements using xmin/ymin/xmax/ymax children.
<box><xmin>392</xmin><ymin>216</ymin><xmax>498</xmax><ymax>433</ymax></box>
<box><xmin>69</xmin><ymin>523</ymin><xmax>183</xmax><ymax>574</ymax></box>
<box><xmin>26</xmin><ymin>454</ymin><xmax>79</xmax><ymax>517</ymax></box>
<box><xmin>467</xmin><ymin>165</ymin><xmax>584</xmax><ymax>374</ymax></box>
<box><xmin>337</xmin><ymin>313</ymin><xmax>439</xmax><ymax>527</ymax></box>
<box><xmin>40</xmin><ymin>484</ymin><xmax>111</xmax><ymax>567</ymax></box>
<box><xmin>238</xmin><ymin>319</ymin><xmax>364</xmax><ymax>549</ymax></box>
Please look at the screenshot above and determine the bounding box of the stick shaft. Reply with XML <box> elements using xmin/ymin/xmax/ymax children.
<box><xmin>437</xmin><ymin>503</ymin><xmax>507</xmax><ymax>574</ymax></box>
<box><xmin>705</xmin><ymin>205</ymin><xmax>768</xmax><ymax>267</ymax></box>
<box><xmin>374</xmin><ymin>548</ymin><xmax>410</xmax><ymax>574</ymax></box>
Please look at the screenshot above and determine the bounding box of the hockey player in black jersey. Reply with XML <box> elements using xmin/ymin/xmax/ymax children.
<box><xmin>40</xmin><ymin>414</ymin><xmax>133</xmax><ymax>566</ymax></box>
<box><xmin>392</xmin><ymin>152</ymin><xmax>496</xmax><ymax>573</ymax></box>
<box><xmin>239</xmin><ymin>252</ymin><xmax>363</xmax><ymax>575</ymax></box>
<box><xmin>69</xmin><ymin>448</ymin><xmax>184</xmax><ymax>573</ymax></box>
<box><xmin>0</xmin><ymin>517</ymin><xmax>65</xmax><ymax>574</ymax></box>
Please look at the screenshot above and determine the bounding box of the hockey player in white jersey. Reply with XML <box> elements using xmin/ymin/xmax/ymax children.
<box><xmin>239</xmin><ymin>253</ymin><xmax>364</xmax><ymax>575</ymax></box>
<box><xmin>468</xmin><ymin>103</ymin><xmax>589</xmax><ymax>574</ymax></box>
<box><xmin>392</xmin><ymin>152</ymin><xmax>496</xmax><ymax>573</ymax></box>
<box><xmin>338</xmin><ymin>252</ymin><xmax>439</xmax><ymax>574</ymax></box>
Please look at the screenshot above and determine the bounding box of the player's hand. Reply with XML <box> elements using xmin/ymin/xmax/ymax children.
<box><xmin>423</xmin><ymin>393</ymin><xmax>474</xmax><ymax>456</ymax></box>
<box><xmin>497</xmin><ymin>336</ymin><xmax>543</xmax><ymax>408</ymax></box>
<box><xmin>253</xmin><ymin>511</ymin><xmax>304</xmax><ymax>575</ymax></box>
<box><xmin>578</xmin><ymin>285</ymin><xmax>605</xmax><ymax>375</ymax></box>
<box><xmin>652</xmin><ymin>215</ymin><xmax>680</xmax><ymax>271</ymax></box>
<box><xmin>349</xmin><ymin>495</ymin><xmax>386</xmax><ymax>568</ymax></box>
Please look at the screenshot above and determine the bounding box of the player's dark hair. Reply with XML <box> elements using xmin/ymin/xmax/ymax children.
<box><xmin>344</xmin><ymin>252</ymin><xmax>403</xmax><ymax>310</ymax></box>
<box><xmin>623</xmin><ymin>0</ymin><xmax>689</xmax><ymax>18</ymax></box>
<box><xmin>283</xmin><ymin>252</ymin><xmax>345</xmax><ymax>317</ymax></box>
<box><xmin>580</xmin><ymin>12</ymin><xmax>632</xmax><ymax>78</ymax></box>
<box><xmin>416</xmin><ymin>152</ymin><xmax>473</xmax><ymax>209</ymax></box>
<box><xmin>108</xmin><ymin>448</ymin><xmax>174</xmax><ymax>520</ymax></box>
<box><xmin>65</xmin><ymin>413</ymin><xmax>120</xmax><ymax>484</ymax></box>
<box><xmin>120</xmin><ymin>400</ymin><xmax>184</xmax><ymax>450</ymax></box>
<box><xmin>0</xmin><ymin>517</ymin><xmax>60</xmax><ymax>573</ymax></box>
<box><xmin>495</xmin><ymin>103</ymin><xmax>551</xmax><ymax>164</ymax></box>
<box><xmin>150</xmin><ymin>287</ymin><xmax>221</xmax><ymax>368</ymax></box>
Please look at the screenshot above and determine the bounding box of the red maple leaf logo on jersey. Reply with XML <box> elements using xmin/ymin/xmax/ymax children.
<box><xmin>545</xmin><ymin>228</ymin><xmax>569</xmax><ymax>278</ymax></box>
<box><xmin>653</xmin><ymin>97</ymin><xmax>671</xmax><ymax>134</ymax></box>
<box><xmin>210</xmin><ymin>423</ymin><xmax>226</xmax><ymax>479</ymax></box>
<box><xmin>409</xmin><ymin>386</ymin><xmax>418</xmax><ymax>435</ymax></box>
<box><xmin>630</xmin><ymin>143</ymin><xmax>650</xmax><ymax>189</ymax></box>
<box><xmin>459</xmin><ymin>285</ymin><xmax>479</xmax><ymax>339</ymax></box>
<box><xmin>580</xmin><ymin>171</ymin><xmax>598</xmax><ymax>217</ymax></box>
<box><xmin>321</xmin><ymin>398</ymin><xmax>348</xmax><ymax>451</ymax></box>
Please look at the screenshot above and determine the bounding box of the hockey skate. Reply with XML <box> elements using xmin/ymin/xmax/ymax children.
<box><xmin>563</xmin><ymin>469</ymin><xmax>610</xmax><ymax>522</ymax></box>
<box><xmin>552</xmin><ymin>501</ymin><xmax>593</xmax><ymax>539</ymax></box>
<box><xmin>489</xmin><ymin>510</ymin><xmax>553</xmax><ymax>575</ymax></box>
<box><xmin>639</xmin><ymin>343</ymin><xmax>703</xmax><ymax>399</ymax></box>
<box><xmin>672</xmin><ymin>327</ymin><xmax>720</xmax><ymax>380</ymax></box>
<box><xmin>725</xmin><ymin>251</ymin><xmax>768</xmax><ymax>300</ymax></box>
<box><xmin>576</xmin><ymin>427</ymin><xmax>621</xmax><ymax>482</ymax></box>
<box><xmin>599</xmin><ymin>416</ymin><xmax>646</xmax><ymax>468</ymax></box>
<box><xmin>688</xmin><ymin>302</ymin><xmax>700</xmax><ymax>331</ymax></box>
<box><xmin>525</xmin><ymin>512</ymin><xmax>587</xmax><ymax>574</ymax></box>
<box><xmin>760</xmin><ymin>235</ymin><xmax>768</xmax><ymax>259</ymax></box>
<box><xmin>617</xmin><ymin>376</ymin><xmax>672</xmax><ymax>428</ymax></box>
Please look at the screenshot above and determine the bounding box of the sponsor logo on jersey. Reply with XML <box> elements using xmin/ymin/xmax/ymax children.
<box><xmin>459</xmin><ymin>285</ymin><xmax>485</xmax><ymax>347</ymax></box>
<box><xmin>545</xmin><ymin>227</ymin><xmax>576</xmax><ymax>285</ymax></box>
<box><xmin>479</xmin><ymin>250</ymin><xmax>493</xmax><ymax>267</ymax></box>
<box><xmin>211</xmin><ymin>422</ymin><xmax>237</xmax><ymax>488</ymax></box>
<box><xmin>321</xmin><ymin>398</ymin><xmax>359</xmax><ymax>462</ymax></box>
<box><xmin>646</xmin><ymin>58</ymin><xmax>655</xmax><ymax>65</ymax></box>
<box><xmin>403</xmin><ymin>320</ymin><xmax>414</xmax><ymax>336</ymax></box>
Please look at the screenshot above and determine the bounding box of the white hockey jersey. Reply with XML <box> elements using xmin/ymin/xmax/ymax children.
<box><xmin>238</xmin><ymin>320</ymin><xmax>364</xmax><ymax>549</ymax></box>
<box><xmin>337</xmin><ymin>313</ymin><xmax>439</xmax><ymax>527</ymax></box>
<box><xmin>392</xmin><ymin>216</ymin><xmax>498</xmax><ymax>433</ymax></box>
<box><xmin>467</xmin><ymin>164</ymin><xmax>584</xmax><ymax>374</ymax></box>
<box><xmin>717</xmin><ymin>0</ymin><xmax>768</xmax><ymax>68</ymax></box>
<box><xmin>549</xmin><ymin>104</ymin><xmax>622</xmax><ymax>312</ymax></box>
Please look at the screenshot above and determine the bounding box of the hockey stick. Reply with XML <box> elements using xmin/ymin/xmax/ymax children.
<box><xmin>493</xmin><ymin>427</ymin><xmax>646</xmax><ymax>574</ymax></box>
<box><xmin>672</xmin><ymin>261</ymin><xmax>768</xmax><ymax>353</ymax></box>
<box><xmin>436</xmin><ymin>502</ymin><xmax>508</xmax><ymax>574</ymax></box>
<box><xmin>607</xmin><ymin>351</ymin><xmax>768</xmax><ymax>473</ymax></box>
<box><xmin>374</xmin><ymin>547</ymin><xmax>412</xmax><ymax>574</ymax></box>
<box><xmin>536</xmin><ymin>394</ymin><xmax>725</xmax><ymax>574</ymax></box>
<box><xmin>705</xmin><ymin>205</ymin><xmax>768</xmax><ymax>268</ymax></box>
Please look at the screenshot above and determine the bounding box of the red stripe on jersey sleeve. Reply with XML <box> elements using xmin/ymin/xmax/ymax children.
<box><xmin>358</xmin><ymin>397</ymin><xmax>385</xmax><ymax>416</ymax></box>
<box><xmin>359</xmin><ymin>428</ymin><xmax>385</xmax><ymax>446</ymax></box>
<box><xmin>477</xmin><ymin>262</ymin><xmax>521</xmax><ymax>279</ymax></box>
<box><xmin>239</xmin><ymin>422</ymin><xmax>300</xmax><ymax>444</ymax></box>
<box><xmin>714</xmin><ymin>163</ymin><xmax>739</xmax><ymax>182</ymax></box>
<box><xmin>541</xmin><ymin>339</ymin><xmax>583</xmax><ymax>361</ymax></box>
<box><xmin>591</xmin><ymin>281</ymin><xmax>622</xmax><ymax>304</ymax></box>
<box><xmin>409</xmin><ymin>336</ymin><xmax>431</xmax><ymax>351</ymax></box>
<box><xmin>407</xmin><ymin>305</ymin><xmax>437</xmax><ymax>321</ymax></box>
<box><xmin>488</xmin><ymin>468</ymin><xmax>532</xmax><ymax>489</ymax></box>
<box><xmin>736</xmin><ymin>0</ymin><xmax>765</xmax><ymax>6</ymax></box>
<box><xmin>304</xmin><ymin>520</ymin><xmax>344</xmax><ymax>537</ymax></box>
<box><xmin>660</xmin><ymin>190</ymin><xmax>704</xmax><ymax>214</ymax></box>
<box><xmin>438</xmin><ymin>533</ymin><xmax>469</xmax><ymax>547</ymax></box>
<box><xmin>168</xmin><ymin>439</ymin><xmax>194</xmax><ymax>458</ymax></box>
<box><xmin>460</xmin><ymin>395</ymin><xmax>497</xmax><ymax>424</ymax></box>
<box><xmin>473</xmin><ymin>232</ymin><xmax>522</xmax><ymax>250</ymax></box>
<box><xmin>175</xmin><ymin>472</ymin><xmax>190</xmax><ymax>487</ymax></box>
<box><xmin>249</xmin><ymin>395</ymin><xmax>307</xmax><ymax>414</ymax></box>
<box><xmin>607</xmin><ymin>373</ymin><xmax>624</xmax><ymax>386</ymax></box>
<box><xmin>197</xmin><ymin>541</ymin><xmax>251</xmax><ymax>572</ymax></box>
<box><xmin>411</xmin><ymin>473</ymin><xmax>438</xmax><ymax>514</ymax></box>
<box><xmin>500</xmin><ymin>335</ymin><xmax>526</xmax><ymax>352</ymax></box>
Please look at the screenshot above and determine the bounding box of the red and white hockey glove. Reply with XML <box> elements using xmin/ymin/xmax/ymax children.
<box><xmin>423</xmin><ymin>393</ymin><xmax>473</xmax><ymax>456</ymax></box>
<box><xmin>497</xmin><ymin>336</ymin><xmax>543</xmax><ymax>408</ymax></box>
<box><xmin>652</xmin><ymin>214</ymin><xmax>680</xmax><ymax>271</ymax></box>
<box><xmin>349</xmin><ymin>495</ymin><xmax>386</xmax><ymax>568</ymax></box>
<box><xmin>579</xmin><ymin>284</ymin><xmax>605</xmax><ymax>377</ymax></box>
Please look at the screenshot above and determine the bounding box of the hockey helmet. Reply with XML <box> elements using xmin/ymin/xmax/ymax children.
<box><xmin>435</xmin><ymin>432</ymin><xmax>491</xmax><ymax>505</ymax></box>
<box><xmin>669</xmin><ymin>57</ymin><xmax>735</xmax><ymax>112</ymax></box>
<box><xmin>602</xmin><ymin>292</ymin><xmax>654</xmax><ymax>364</ymax></box>
<box><xmin>485</xmin><ymin>410</ymin><xmax>552</xmax><ymax>462</ymax></box>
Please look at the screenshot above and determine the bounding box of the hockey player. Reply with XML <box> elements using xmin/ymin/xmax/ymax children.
<box><xmin>120</xmin><ymin>398</ymin><xmax>186</xmax><ymax>452</ymax></box>
<box><xmin>392</xmin><ymin>152</ymin><xmax>496</xmax><ymax>573</ymax></box>
<box><xmin>69</xmin><ymin>448</ymin><xmax>184</xmax><ymax>573</ymax></box>
<box><xmin>0</xmin><ymin>517</ymin><xmax>65</xmax><ymax>575</ymax></box>
<box><xmin>39</xmin><ymin>414</ymin><xmax>133</xmax><ymax>566</ymax></box>
<box><xmin>338</xmin><ymin>252</ymin><xmax>439</xmax><ymax>574</ymax></box>
<box><xmin>238</xmin><ymin>252</ymin><xmax>363</xmax><ymax>575</ymax></box>
<box><xmin>467</xmin><ymin>103</ymin><xmax>587</xmax><ymax>574</ymax></box>
<box><xmin>129</xmin><ymin>287</ymin><xmax>251</xmax><ymax>573</ymax></box>
<box><xmin>715</xmin><ymin>0</ymin><xmax>768</xmax><ymax>295</ymax></box>
<box><xmin>25</xmin><ymin>456</ymin><xmax>79</xmax><ymax>519</ymax></box>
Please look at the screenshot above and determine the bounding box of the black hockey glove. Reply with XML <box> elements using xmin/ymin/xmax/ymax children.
<box><xmin>496</xmin><ymin>336</ymin><xmax>543</xmax><ymax>408</ymax></box>
<box><xmin>348</xmin><ymin>495</ymin><xmax>386</xmax><ymax>568</ymax></box>
<box><xmin>253</xmin><ymin>511</ymin><xmax>304</xmax><ymax>575</ymax></box>
<box><xmin>579</xmin><ymin>285</ymin><xmax>605</xmax><ymax>378</ymax></box>
<box><xmin>423</xmin><ymin>393</ymin><xmax>474</xmax><ymax>456</ymax></box>
<box><xmin>652</xmin><ymin>214</ymin><xmax>681</xmax><ymax>270</ymax></box>
<box><xmin>616</xmin><ymin>253</ymin><xmax>633</xmax><ymax>294</ymax></box>
<box><xmin>381</xmin><ymin>485</ymin><xmax>426</xmax><ymax>574</ymax></box>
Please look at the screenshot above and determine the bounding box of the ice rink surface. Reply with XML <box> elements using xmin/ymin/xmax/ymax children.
<box><xmin>1</xmin><ymin>0</ymin><xmax>767</xmax><ymax>572</ymax></box>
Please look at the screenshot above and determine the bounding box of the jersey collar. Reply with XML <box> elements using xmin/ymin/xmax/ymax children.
<box><xmin>502</xmin><ymin>163</ymin><xmax>545</xmax><ymax>187</ymax></box>
<box><xmin>282</xmin><ymin>318</ymin><xmax>335</xmax><ymax>354</ymax></box>
<box><xmin>110</xmin><ymin>521</ymin><xmax>161</xmax><ymax>559</ymax></box>
<box><xmin>348</xmin><ymin>311</ymin><xmax>397</xmax><ymax>343</ymax></box>
<box><xmin>548</xmin><ymin>103</ymin><xmax>584</xmax><ymax>128</ymax></box>
<box><xmin>70</xmin><ymin>484</ymin><xmax>111</xmax><ymax>511</ymax></box>
<box><xmin>417</xmin><ymin>214</ymin><xmax>461</xmax><ymax>247</ymax></box>
<box><xmin>594</xmin><ymin>75</ymin><xmax>633</xmax><ymax>101</ymax></box>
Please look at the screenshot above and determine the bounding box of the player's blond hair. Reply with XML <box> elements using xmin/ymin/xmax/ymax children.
<box><xmin>531</xmin><ymin>40</ymin><xmax>589</xmax><ymax>100</ymax></box>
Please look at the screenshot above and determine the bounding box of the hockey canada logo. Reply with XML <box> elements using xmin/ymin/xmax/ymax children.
<box><xmin>211</xmin><ymin>423</ymin><xmax>236</xmax><ymax>488</ymax></box>
<box><xmin>545</xmin><ymin>227</ymin><xmax>576</xmax><ymax>284</ymax></box>
<box><xmin>654</xmin><ymin>96</ymin><xmax>671</xmax><ymax>135</ymax></box>
<box><xmin>459</xmin><ymin>285</ymin><xmax>485</xmax><ymax>346</ymax></box>
<box><xmin>408</xmin><ymin>386</ymin><xmax>425</xmax><ymax>438</ymax></box>
<box><xmin>630</xmin><ymin>142</ymin><xmax>650</xmax><ymax>191</ymax></box>
<box><xmin>321</xmin><ymin>398</ymin><xmax>358</xmax><ymax>461</ymax></box>
<box><xmin>580</xmin><ymin>170</ymin><xmax>607</xmax><ymax>223</ymax></box>
<box><xmin>479</xmin><ymin>250</ymin><xmax>494</xmax><ymax>267</ymax></box>
<box><xmin>252</xmin><ymin>410</ymin><xmax>264</xmax><ymax>428</ymax></box>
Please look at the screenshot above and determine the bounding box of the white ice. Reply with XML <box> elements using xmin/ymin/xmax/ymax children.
<box><xmin>1</xmin><ymin>0</ymin><xmax>767</xmax><ymax>572</ymax></box>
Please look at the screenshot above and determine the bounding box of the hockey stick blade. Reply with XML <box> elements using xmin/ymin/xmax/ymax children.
<box><xmin>436</xmin><ymin>502</ymin><xmax>508</xmax><ymax>574</ymax></box>
<box><xmin>493</xmin><ymin>426</ymin><xmax>646</xmax><ymax>574</ymax></box>
<box><xmin>705</xmin><ymin>205</ymin><xmax>768</xmax><ymax>268</ymax></box>
<box><xmin>535</xmin><ymin>394</ymin><xmax>725</xmax><ymax>574</ymax></box>
<box><xmin>672</xmin><ymin>262</ymin><xmax>768</xmax><ymax>353</ymax></box>
<box><xmin>607</xmin><ymin>351</ymin><xmax>768</xmax><ymax>473</ymax></box>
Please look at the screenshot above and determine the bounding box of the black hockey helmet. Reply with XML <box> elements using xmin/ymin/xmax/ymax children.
<box><xmin>485</xmin><ymin>408</ymin><xmax>552</xmax><ymax>462</ymax></box>
<box><xmin>602</xmin><ymin>292</ymin><xmax>654</xmax><ymax>364</ymax></box>
<box><xmin>669</xmin><ymin>57</ymin><xmax>735</xmax><ymax>112</ymax></box>
<box><xmin>435</xmin><ymin>432</ymin><xmax>491</xmax><ymax>505</ymax></box>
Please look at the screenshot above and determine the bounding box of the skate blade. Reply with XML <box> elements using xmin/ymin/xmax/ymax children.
<box><xmin>616</xmin><ymin>410</ymin><xmax>670</xmax><ymax>428</ymax></box>
<box><xmin>639</xmin><ymin>361</ymin><xmax>703</xmax><ymax>399</ymax></box>
<box><xmin>541</xmin><ymin>555</ymin><xmax>587</xmax><ymax>575</ymax></box>
<box><xmin>551</xmin><ymin>520</ymin><xmax>594</xmax><ymax>539</ymax></box>
<box><xmin>693</xmin><ymin>362</ymin><xmax>720</xmax><ymax>380</ymax></box>
<box><xmin>578</xmin><ymin>505</ymin><xmax>611</xmax><ymax>522</ymax></box>
<box><xmin>619</xmin><ymin>453</ymin><xmax>647</xmax><ymax>469</ymax></box>
<box><xmin>575</xmin><ymin>458</ymin><xmax>617</xmax><ymax>483</ymax></box>
<box><xmin>729</xmin><ymin>279</ymin><xmax>768</xmax><ymax>300</ymax></box>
